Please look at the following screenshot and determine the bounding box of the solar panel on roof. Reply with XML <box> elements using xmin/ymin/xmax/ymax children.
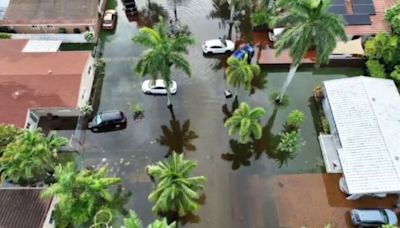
<box><xmin>353</xmin><ymin>4</ymin><xmax>376</xmax><ymax>15</ymax></box>
<box><xmin>343</xmin><ymin>15</ymin><xmax>371</xmax><ymax>25</ymax></box>
<box><xmin>329</xmin><ymin>5</ymin><xmax>347</xmax><ymax>14</ymax></box>
<box><xmin>353</xmin><ymin>0</ymin><xmax>373</xmax><ymax>4</ymax></box>
<box><xmin>331</xmin><ymin>0</ymin><xmax>345</xmax><ymax>4</ymax></box>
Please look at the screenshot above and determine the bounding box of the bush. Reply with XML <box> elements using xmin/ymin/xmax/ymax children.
<box><xmin>277</xmin><ymin>131</ymin><xmax>301</xmax><ymax>155</ymax></box>
<box><xmin>270</xmin><ymin>92</ymin><xmax>290</xmax><ymax>106</ymax></box>
<box><xmin>0</xmin><ymin>124</ymin><xmax>21</xmax><ymax>155</ymax></box>
<box><xmin>251</xmin><ymin>8</ymin><xmax>276</xmax><ymax>28</ymax></box>
<box><xmin>130</xmin><ymin>101</ymin><xmax>144</xmax><ymax>120</ymax></box>
<box><xmin>313</xmin><ymin>85</ymin><xmax>324</xmax><ymax>102</ymax></box>
<box><xmin>385</xmin><ymin>2</ymin><xmax>400</xmax><ymax>34</ymax></box>
<box><xmin>0</xmin><ymin>33</ymin><xmax>11</xmax><ymax>39</ymax></box>
<box><xmin>390</xmin><ymin>65</ymin><xmax>400</xmax><ymax>82</ymax></box>
<box><xmin>287</xmin><ymin>110</ymin><xmax>305</xmax><ymax>129</ymax></box>
<box><xmin>58</xmin><ymin>28</ymin><xmax>67</xmax><ymax>33</ymax></box>
<box><xmin>366</xmin><ymin>59</ymin><xmax>386</xmax><ymax>78</ymax></box>
<box><xmin>321</xmin><ymin>117</ymin><xmax>330</xmax><ymax>134</ymax></box>
<box><xmin>79</xmin><ymin>103</ymin><xmax>93</xmax><ymax>116</ymax></box>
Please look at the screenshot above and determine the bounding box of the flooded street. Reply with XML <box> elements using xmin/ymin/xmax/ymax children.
<box><xmin>82</xmin><ymin>0</ymin><xmax>363</xmax><ymax>227</ymax></box>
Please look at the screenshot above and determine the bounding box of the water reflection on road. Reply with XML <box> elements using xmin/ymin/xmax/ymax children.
<box><xmin>82</xmin><ymin>0</ymin><xmax>363</xmax><ymax>226</ymax></box>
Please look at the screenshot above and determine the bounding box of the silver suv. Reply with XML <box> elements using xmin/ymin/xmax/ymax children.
<box><xmin>350</xmin><ymin>209</ymin><xmax>398</xmax><ymax>227</ymax></box>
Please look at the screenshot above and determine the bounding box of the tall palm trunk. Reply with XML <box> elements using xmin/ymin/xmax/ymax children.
<box><xmin>167</xmin><ymin>89</ymin><xmax>172</xmax><ymax>108</ymax></box>
<box><xmin>229</xmin><ymin>4</ymin><xmax>235</xmax><ymax>24</ymax></box>
<box><xmin>173</xmin><ymin>0</ymin><xmax>178</xmax><ymax>21</ymax></box>
<box><xmin>277</xmin><ymin>63</ymin><xmax>299</xmax><ymax>103</ymax></box>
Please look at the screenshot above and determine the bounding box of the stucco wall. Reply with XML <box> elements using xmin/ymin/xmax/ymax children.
<box><xmin>77</xmin><ymin>56</ymin><xmax>95</xmax><ymax>107</ymax></box>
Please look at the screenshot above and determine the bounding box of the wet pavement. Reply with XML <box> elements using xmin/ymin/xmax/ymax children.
<box><xmin>80</xmin><ymin>0</ymin><xmax>363</xmax><ymax>227</ymax></box>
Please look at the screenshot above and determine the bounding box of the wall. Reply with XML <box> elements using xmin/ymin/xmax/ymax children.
<box><xmin>7</xmin><ymin>24</ymin><xmax>96</xmax><ymax>34</ymax></box>
<box><xmin>77</xmin><ymin>56</ymin><xmax>95</xmax><ymax>107</ymax></box>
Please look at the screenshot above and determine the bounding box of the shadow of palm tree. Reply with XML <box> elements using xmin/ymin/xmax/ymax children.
<box><xmin>221</xmin><ymin>139</ymin><xmax>253</xmax><ymax>170</ymax></box>
<box><xmin>249</xmin><ymin>71</ymin><xmax>268</xmax><ymax>95</ymax></box>
<box><xmin>127</xmin><ymin>2</ymin><xmax>169</xmax><ymax>28</ymax></box>
<box><xmin>158</xmin><ymin>118</ymin><xmax>199</xmax><ymax>157</ymax></box>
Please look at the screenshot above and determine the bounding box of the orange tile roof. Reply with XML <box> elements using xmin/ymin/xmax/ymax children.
<box><xmin>0</xmin><ymin>40</ymin><xmax>91</xmax><ymax>127</ymax></box>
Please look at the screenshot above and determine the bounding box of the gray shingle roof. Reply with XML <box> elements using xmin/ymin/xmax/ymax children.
<box><xmin>0</xmin><ymin>188</ymin><xmax>52</xmax><ymax>228</ymax></box>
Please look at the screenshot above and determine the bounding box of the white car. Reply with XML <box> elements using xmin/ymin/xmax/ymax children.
<box><xmin>202</xmin><ymin>39</ymin><xmax>235</xmax><ymax>54</ymax></box>
<box><xmin>141</xmin><ymin>79</ymin><xmax>177</xmax><ymax>95</ymax></box>
<box><xmin>102</xmin><ymin>10</ymin><xmax>117</xmax><ymax>30</ymax></box>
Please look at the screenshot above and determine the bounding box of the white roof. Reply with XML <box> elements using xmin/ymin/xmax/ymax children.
<box><xmin>22</xmin><ymin>40</ymin><xmax>62</xmax><ymax>53</ymax></box>
<box><xmin>324</xmin><ymin>76</ymin><xmax>400</xmax><ymax>194</ymax></box>
<box><xmin>0</xmin><ymin>0</ymin><xmax>10</xmax><ymax>19</ymax></box>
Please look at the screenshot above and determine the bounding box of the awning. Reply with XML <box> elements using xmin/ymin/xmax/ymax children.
<box><xmin>332</xmin><ymin>38</ymin><xmax>364</xmax><ymax>56</ymax></box>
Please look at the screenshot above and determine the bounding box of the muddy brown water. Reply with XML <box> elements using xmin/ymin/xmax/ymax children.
<box><xmin>79</xmin><ymin>0</ymin><xmax>364</xmax><ymax>227</ymax></box>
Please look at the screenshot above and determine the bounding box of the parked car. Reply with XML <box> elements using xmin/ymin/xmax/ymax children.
<box><xmin>141</xmin><ymin>79</ymin><xmax>177</xmax><ymax>95</ymax></box>
<box><xmin>88</xmin><ymin>110</ymin><xmax>127</xmax><ymax>132</ymax></box>
<box><xmin>102</xmin><ymin>10</ymin><xmax>117</xmax><ymax>30</ymax></box>
<box><xmin>202</xmin><ymin>38</ymin><xmax>235</xmax><ymax>54</ymax></box>
<box><xmin>231</xmin><ymin>43</ymin><xmax>255</xmax><ymax>62</ymax></box>
<box><xmin>350</xmin><ymin>209</ymin><xmax>398</xmax><ymax>227</ymax></box>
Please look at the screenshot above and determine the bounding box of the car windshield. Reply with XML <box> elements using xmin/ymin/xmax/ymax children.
<box><xmin>220</xmin><ymin>39</ymin><xmax>226</xmax><ymax>46</ymax></box>
<box><xmin>104</xmin><ymin>19</ymin><xmax>112</xmax><ymax>24</ymax></box>
<box><xmin>95</xmin><ymin>115</ymin><xmax>102</xmax><ymax>124</ymax></box>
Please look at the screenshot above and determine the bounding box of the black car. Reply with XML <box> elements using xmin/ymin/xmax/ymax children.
<box><xmin>88</xmin><ymin>110</ymin><xmax>127</xmax><ymax>132</ymax></box>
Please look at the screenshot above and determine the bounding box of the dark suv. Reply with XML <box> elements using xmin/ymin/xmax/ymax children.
<box><xmin>88</xmin><ymin>110</ymin><xmax>127</xmax><ymax>132</ymax></box>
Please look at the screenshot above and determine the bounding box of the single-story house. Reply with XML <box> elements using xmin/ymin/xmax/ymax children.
<box><xmin>0</xmin><ymin>188</ymin><xmax>55</xmax><ymax>228</ymax></box>
<box><xmin>0</xmin><ymin>39</ymin><xmax>94</xmax><ymax>130</ymax></box>
<box><xmin>319</xmin><ymin>76</ymin><xmax>400</xmax><ymax>196</ymax></box>
<box><xmin>0</xmin><ymin>0</ymin><xmax>106</xmax><ymax>36</ymax></box>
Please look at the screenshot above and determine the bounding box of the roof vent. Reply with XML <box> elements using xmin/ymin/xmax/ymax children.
<box><xmin>371</xmin><ymin>97</ymin><xmax>376</xmax><ymax>102</ymax></box>
<box><xmin>11</xmin><ymin>90</ymin><xmax>26</xmax><ymax>99</ymax></box>
<box><xmin>48</xmin><ymin>69</ymin><xmax>52</xmax><ymax>75</ymax></box>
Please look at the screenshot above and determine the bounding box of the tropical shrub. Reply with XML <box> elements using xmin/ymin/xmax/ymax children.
<box><xmin>390</xmin><ymin>65</ymin><xmax>400</xmax><ymax>83</ymax></box>
<box><xmin>79</xmin><ymin>103</ymin><xmax>93</xmax><ymax>116</ymax></box>
<box><xmin>313</xmin><ymin>85</ymin><xmax>324</xmax><ymax>103</ymax></box>
<box><xmin>385</xmin><ymin>2</ymin><xmax>400</xmax><ymax>34</ymax></box>
<box><xmin>366</xmin><ymin>59</ymin><xmax>386</xmax><ymax>78</ymax></box>
<box><xmin>364</xmin><ymin>33</ymin><xmax>400</xmax><ymax>66</ymax></box>
<box><xmin>0</xmin><ymin>130</ymin><xmax>68</xmax><ymax>184</ymax></box>
<box><xmin>251</xmin><ymin>8</ymin><xmax>276</xmax><ymax>28</ymax></box>
<box><xmin>224</xmin><ymin>102</ymin><xmax>266</xmax><ymax>144</ymax></box>
<box><xmin>321</xmin><ymin>116</ymin><xmax>330</xmax><ymax>134</ymax></box>
<box><xmin>270</xmin><ymin>92</ymin><xmax>290</xmax><ymax>106</ymax></box>
<box><xmin>130</xmin><ymin>101</ymin><xmax>144</xmax><ymax>120</ymax></box>
<box><xmin>42</xmin><ymin>162</ymin><xmax>122</xmax><ymax>228</ymax></box>
<box><xmin>277</xmin><ymin>130</ymin><xmax>301</xmax><ymax>155</ymax></box>
<box><xmin>123</xmin><ymin>210</ymin><xmax>176</xmax><ymax>228</ymax></box>
<box><xmin>0</xmin><ymin>124</ymin><xmax>21</xmax><ymax>155</ymax></box>
<box><xmin>0</xmin><ymin>33</ymin><xmax>11</xmax><ymax>39</ymax></box>
<box><xmin>147</xmin><ymin>152</ymin><xmax>206</xmax><ymax>219</ymax></box>
<box><xmin>287</xmin><ymin>110</ymin><xmax>305</xmax><ymax>129</ymax></box>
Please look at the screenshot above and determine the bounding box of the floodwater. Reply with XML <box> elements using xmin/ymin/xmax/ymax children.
<box><xmin>81</xmin><ymin>0</ymin><xmax>363</xmax><ymax>227</ymax></box>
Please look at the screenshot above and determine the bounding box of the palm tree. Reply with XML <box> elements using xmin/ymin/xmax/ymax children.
<box><xmin>0</xmin><ymin>124</ymin><xmax>21</xmax><ymax>155</ymax></box>
<box><xmin>220</xmin><ymin>0</ymin><xmax>254</xmax><ymax>24</ymax></box>
<box><xmin>0</xmin><ymin>130</ymin><xmax>68</xmax><ymax>185</ymax></box>
<box><xmin>41</xmin><ymin>162</ymin><xmax>122</xmax><ymax>228</ymax></box>
<box><xmin>225</xmin><ymin>56</ymin><xmax>261</xmax><ymax>97</ymax></box>
<box><xmin>146</xmin><ymin>152</ymin><xmax>207</xmax><ymax>221</ymax></box>
<box><xmin>224</xmin><ymin>102</ymin><xmax>266</xmax><ymax>144</ymax></box>
<box><xmin>123</xmin><ymin>210</ymin><xmax>176</xmax><ymax>228</ymax></box>
<box><xmin>133</xmin><ymin>17</ymin><xmax>194</xmax><ymax>108</ymax></box>
<box><xmin>274</xmin><ymin>0</ymin><xmax>347</xmax><ymax>103</ymax></box>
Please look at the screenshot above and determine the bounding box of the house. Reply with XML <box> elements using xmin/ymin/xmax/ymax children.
<box><xmin>0</xmin><ymin>39</ymin><xmax>94</xmax><ymax>130</ymax></box>
<box><xmin>0</xmin><ymin>188</ymin><xmax>55</xmax><ymax>228</ymax></box>
<box><xmin>319</xmin><ymin>76</ymin><xmax>400</xmax><ymax>196</ymax></box>
<box><xmin>0</xmin><ymin>0</ymin><xmax>106</xmax><ymax>36</ymax></box>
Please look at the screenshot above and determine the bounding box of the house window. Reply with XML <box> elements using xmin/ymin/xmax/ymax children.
<box><xmin>82</xmin><ymin>89</ymin><xmax>86</xmax><ymax>99</ymax></box>
<box><xmin>29</xmin><ymin>113</ymin><xmax>38</xmax><ymax>123</ymax></box>
<box><xmin>46</xmin><ymin>25</ymin><xmax>55</xmax><ymax>29</ymax></box>
<box><xmin>26</xmin><ymin>122</ymin><xmax>31</xmax><ymax>129</ymax></box>
<box><xmin>31</xmin><ymin>25</ymin><xmax>40</xmax><ymax>30</ymax></box>
<box><xmin>88</xmin><ymin>66</ymin><xmax>91</xmax><ymax>74</ymax></box>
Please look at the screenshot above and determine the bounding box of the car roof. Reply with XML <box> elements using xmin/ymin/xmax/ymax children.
<box><xmin>357</xmin><ymin>210</ymin><xmax>385</xmax><ymax>223</ymax></box>
<box><xmin>154</xmin><ymin>79</ymin><xmax>166</xmax><ymax>87</ymax></box>
<box><xmin>100</xmin><ymin>110</ymin><xmax>123</xmax><ymax>120</ymax></box>
<box><xmin>240</xmin><ymin>43</ymin><xmax>254</xmax><ymax>53</ymax></box>
<box><xmin>205</xmin><ymin>39</ymin><xmax>224</xmax><ymax>46</ymax></box>
<box><xmin>104</xmin><ymin>14</ymin><xmax>113</xmax><ymax>20</ymax></box>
